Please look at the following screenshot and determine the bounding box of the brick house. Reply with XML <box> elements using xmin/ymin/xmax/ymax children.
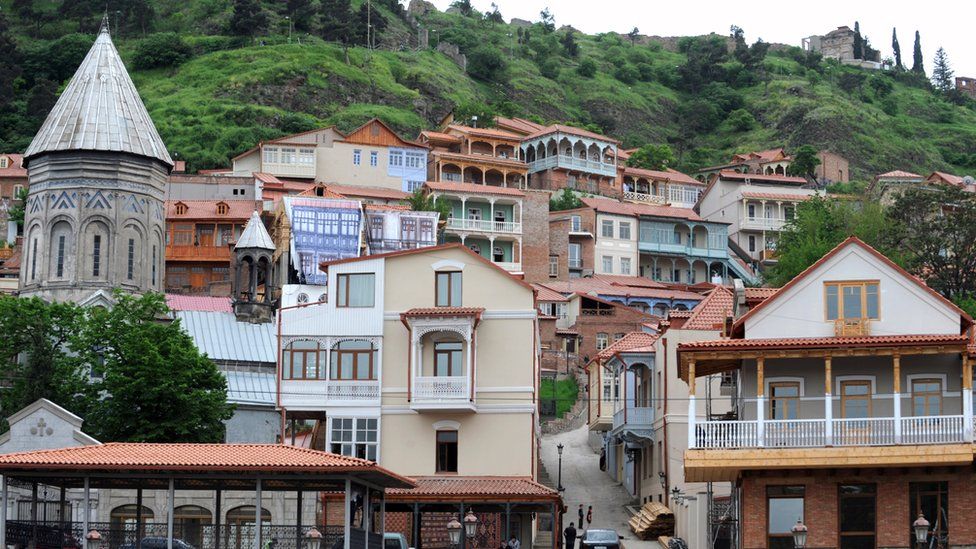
<box><xmin>0</xmin><ymin>153</ymin><xmax>27</xmax><ymax>240</ymax></box>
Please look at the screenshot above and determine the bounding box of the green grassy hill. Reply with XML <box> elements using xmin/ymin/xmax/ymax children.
<box><xmin>3</xmin><ymin>1</ymin><xmax>976</xmax><ymax>179</ymax></box>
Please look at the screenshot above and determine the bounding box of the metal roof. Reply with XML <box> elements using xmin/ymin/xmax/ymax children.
<box><xmin>174</xmin><ymin>311</ymin><xmax>276</xmax><ymax>363</ymax></box>
<box><xmin>224</xmin><ymin>370</ymin><xmax>275</xmax><ymax>407</ymax></box>
<box><xmin>235</xmin><ymin>211</ymin><xmax>275</xmax><ymax>250</ymax></box>
<box><xmin>23</xmin><ymin>23</ymin><xmax>173</xmax><ymax>168</ymax></box>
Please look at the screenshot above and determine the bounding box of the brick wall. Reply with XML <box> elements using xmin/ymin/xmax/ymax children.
<box><xmin>528</xmin><ymin>169</ymin><xmax>621</xmax><ymax>199</ymax></box>
<box><xmin>816</xmin><ymin>151</ymin><xmax>850</xmax><ymax>183</ymax></box>
<box><xmin>547</xmin><ymin>208</ymin><xmax>596</xmax><ymax>281</ymax></box>
<box><xmin>574</xmin><ymin>302</ymin><xmax>651</xmax><ymax>362</ymax></box>
<box><xmin>547</xmin><ymin>218</ymin><xmax>569</xmax><ymax>281</ymax></box>
<box><xmin>521</xmin><ymin>190</ymin><xmax>553</xmax><ymax>284</ymax></box>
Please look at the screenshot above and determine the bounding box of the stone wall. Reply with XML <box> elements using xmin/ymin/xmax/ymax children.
<box><xmin>521</xmin><ymin>190</ymin><xmax>553</xmax><ymax>284</ymax></box>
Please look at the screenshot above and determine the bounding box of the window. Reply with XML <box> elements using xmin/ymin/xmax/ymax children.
<box><xmin>370</xmin><ymin>151</ymin><xmax>378</xmax><ymax>167</ymax></box>
<box><xmin>56</xmin><ymin>236</ymin><xmax>65</xmax><ymax>278</ymax></box>
<box><xmin>912</xmin><ymin>378</ymin><xmax>942</xmax><ymax>416</ymax></box>
<box><xmin>748</xmin><ymin>235</ymin><xmax>756</xmax><ymax>252</ymax></box>
<box><xmin>330</xmin><ymin>340</ymin><xmax>376</xmax><ymax>380</ymax></box>
<box><xmin>406</xmin><ymin>180</ymin><xmax>424</xmax><ymax>192</ymax></box>
<box><xmin>613</xmin><ymin>333</ymin><xmax>624</xmax><ymax>342</ymax></box>
<box><xmin>767</xmin><ymin>486</ymin><xmax>804</xmax><ymax>549</ymax></box>
<box><xmin>12</xmin><ymin>184</ymin><xmax>23</xmax><ymax>198</ymax></box>
<box><xmin>92</xmin><ymin>235</ymin><xmax>101</xmax><ymax>277</ymax></box>
<box><xmin>620</xmin><ymin>257</ymin><xmax>632</xmax><ymax>275</ymax></box>
<box><xmin>282</xmin><ymin>340</ymin><xmax>326</xmax><ymax>380</ymax></box>
<box><xmin>467</xmin><ymin>208</ymin><xmax>481</xmax><ymax>220</ymax></box>
<box><xmin>353</xmin><ymin>149</ymin><xmax>362</xmax><ymax>165</ymax></box>
<box><xmin>152</xmin><ymin>245</ymin><xmax>157</xmax><ymax>285</ymax></box>
<box><xmin>673</xmin><ymin>229</ymin><xmax>682</xmax><ymax>245</ymax></box>
<box><xmin>0</xmin><ymin>157</ymin><xmax>6</xmax><ymax>168</ymax></box>
<box><xmin>839</xmin><ymin>484</ymin><xmax>876</xmax><ymax>549</ymax></box>
<box><xmin>436</xmin><ymin>430</ymin><xmax>458</xmax><ymax>473</ymax></box>
<box><xmin>570</xmin><ymin>215</ymin><xmax>582</xmax><ymax>232</ymax></box>
<box><xmin>434</xmin><ymin>342</ymin><xmax>464</xmax><ymax>376</ymax></box>
<box><xmin>405</xmin><ymin>152</ymin><xmax>424</xmax><ymax>169</ymax></box>
<box><xmin>263</xmin><ymin>147</ymin><xmax>279</xmax><ymax>164</ymax></box>
<box><xmin>568</xmin><ymin>243</ymin><xmax>581</xmax><ymax>269</ymax></box>
<box><xmin>747</xmin><ymin>204</ymin><xmax>756</xmax><ymax>218</ymax></box>
<box><xmin>549</xmin><ymin>255</ymin><xmax>558</xmax><ymax>277</ymax></box>
<box><xmin>280</xmin><ymin>148</ymin><xmax>296</xmax><ymax>164</ymax></box>
<box><xmin>30</xmin><ymin>238</ymin><xmax>37</xmax><ymax>281</ymax></box>
<box><xmin>436</xmin><ymin>271</ymin><xmax>462</xmax><ymax>307</ymax></box>
<box><xmin>369</xmin><ymin>214</ymin><xmax>384</xmax><ymax>241</ymax></box>
<box><xmin>769</xmin><ymin>382</ymin><xmax>800</xmax><ymax>420</ymax></box>
<box><xmin>601</xmin><ymin>220</ymin><xmax>614</xmax><ymax>238</ymax></box>
<box><xmin>175</xmin><ymin>202</ymin><xmax>188</xmax><ymax>215</ymax></box>
<box><xmin>390</xmin><ymin>151</ymin><xmax>403</xmax><ymax>167</ymax></box>
<box><xmin>596</xmin><ymin>333</ymin><xmax>609</xmax><ymax>351</ymax></box>
<box><xmin>841</xmin><ymin>380</ymin><xmax>872</xmax><ymax>419</ymax></box>
<box><xmin>337</xmin><ymin>273</ymin><xmax>375</xmax><ymax>307</ymax></box>
<box><xmin>784</xmin><ymin>206</ymin><xmax>795</xmax><ymax>219</ymax></box>
<box><xmin>672</xmin><ymin>269</ymin><xmax>681</xmax><ymax>283</ymax></box>
<box><xmin>331</xmin><ymin>418</ymin><xmax>378</xmax><ymax>461</ymax></box>
<box><xmin>216</xmin><ymin>202</ymin><xmax>229</xmax><ymax>215</ymax></box>
<box><xmin>825</xmin><ymin>281</ymin><xmax>880</xmax><ymax>321</ymax></box>
<box><xmin>910</xmin><ymin>482</ymin><xmax>948</xmax><ymax>546</ymax></box>
<box><xmin>602</xmin><ymin>377</ymin><xmax>614</xmax><ymax>400</ymax></box>
<box><xmin>619</xmin><ymin>222</ymin><xmax>631</xmax><ymax>240</ymax></box>
<box><xmin>602</xmin><ymin>256</ymin><xmax>613</xmax><ymax>273</ymax></box>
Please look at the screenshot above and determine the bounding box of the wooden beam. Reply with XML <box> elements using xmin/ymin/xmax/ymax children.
<box><xmin>756</xmin><ymin>357</ymin><xmax>764</xmax><ymax>397</ymax></box>
<box><xmin>824</xmin><ymin>356</ymin><xmax>832</xmax><ymax>394</ymax></box>
<box><xmin>965</xmin><ymin>355</ymin><xmax>973</xmax><ymax>390</ymax></box>
<box><xmin>892</xmin><ymin>354</ymin><xmax>901</xmax><ymax>393</ymax></box>
<box><xmin>687</xmin><ymin>360</ymin><xmax>696</xmax><ymax>393</ymax></box>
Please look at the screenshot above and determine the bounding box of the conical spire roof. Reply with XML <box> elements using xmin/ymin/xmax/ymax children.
<box><xmin>236</xmin><ymin>211</ymin><xmax>275</xmax><ymax>251</ymax></box>
<box><xmin>23</xmin><ymin>21</ymin><xmax>173</xmax><ymax>168</ymax></box>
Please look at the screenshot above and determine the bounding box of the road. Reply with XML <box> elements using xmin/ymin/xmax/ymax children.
<box><xmin>540</xmin><ymin>424</ymin><xmax>657</xmax><ymax>549</ymax></box>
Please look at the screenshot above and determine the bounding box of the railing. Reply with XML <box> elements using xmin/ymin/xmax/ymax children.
<box><xmin>902</xmin><ymin>415</ymin><xmax>965</xmax><ymax>445</ymax></box>
<box><xmin>263</xmin><ymin>161</ymin><xmax>316</xmax><ymax>178</ymax></box>
<box><xmin>580</xmin><ymin>308</ymin><xmax>614</xmax><ymax>316</ymax></box>
<box><xmin>696</xmin><ymin>420</ymin><xmax>759</xmax><ymax>449</ymax></box>
<box><xmin>445</xmin><ymin>218</ymin><xmax>522</xmax><ymax>234</ymax></box>
<box><xmin>568</xmin><ymin>221</ymin><xmax>594</xmax><ymax>235</ymax></box>
<box><xmin>740</xmin><ymin>216</ymin><xmax>788</xmax><ymax>231</ymax></box>
<box><xmin>835</xmin><ymin>318</ymin><xmax>870</xmax><ymax>337</ymax></box>
<box><xmin>165</xmin><ymin>244</ymin><xmax>232</xmax><ymax>262</ymax></box>
<box><xmin>612</xmin><ymin>406</ymin><xmax>655</xmax><ymax>431</ymax></box>
<box><xmin>413</xmin><ymin>376</ymin><xmax>469</xmax><ymax>402</ymax></box>
<box><xmin>495</xmin><ymin>261</ymin><xmax>522</xmax><ymax>272</ymax></box>
<box><xmin>833</xmin><ymin>417</ymin><xmax>895</xmax><ymax>445</ymax></box>
<box><xmin>526</xmin><ymin>155</ymin><xmax>616</xmax><ymax>177</ymax></box>
<box><xmin>368</xmin><ymin>239</ymin><xmax>437</xmax><ymax>253</ymax></box>
<box><xmin>623</xmin><ymin>191</ymin><xmax>667</xmax><ymax>205</ymax></box>
<box><xmin>764</xmin><ymin>419</ymin><xmax>826</xmax><ymax>447</ymax></box>
<box><xmin>568</xmin><ymin>258</ymin><xmax>583</xmax><ymax>269</ymax></box>
<box><xmin>326</xmin><ymin>380</ymin><xmax>380</xmax><ymax>401</ymax></box>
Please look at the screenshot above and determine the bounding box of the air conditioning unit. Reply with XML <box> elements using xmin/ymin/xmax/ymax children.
<box><xmin>835</xmin><ymin>318</ymin><xmax>870</xmax><ymax>337</ymax></box>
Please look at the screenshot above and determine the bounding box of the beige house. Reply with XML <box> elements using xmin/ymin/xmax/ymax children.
<box><xmin>232</xmin><ymin>119</ymin><xmax>429</xmax><ymax>194</ymax></box>
<box><xmin>277</xmin><ymin>244</ymin><xmax>558</xmax><ymax>547</ymax></box>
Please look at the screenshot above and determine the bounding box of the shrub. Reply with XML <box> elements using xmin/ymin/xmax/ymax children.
<box><xmin>726</xmin><ymin>108</ymin><xmax>756</xmax><ymax>131</ymax></box>
<box><xmin>867</xmin><ymin>74</ymin><xmax>894</xmax><ymax>98</ymax></box>
<box><xmin>614</xmin><ymin>64</ymin><xmax>639</xmax><ymax>85</ymax></box>
<box><xmin>467</xmin><ymin>45</ymin><xmax>507</xmax><ymax>82</ymax></box>
<box><xmin>539</xmin><ymin>59</ymin><xmax>560</xmax><ymax>79</ymax></box>
<box><xmin>636</xmin><ymin>62</ymin><xmax>654</xmax><ymax>82</ymax></box>
<box><xmin>133</xmin><ymin>33</ymin><xmax>192</xmax><ymax>70</ymax></box>
<box><xmin>576</xmin><ymin>58</ymin><xmax>597</xmax><ymax>78</ymax></box>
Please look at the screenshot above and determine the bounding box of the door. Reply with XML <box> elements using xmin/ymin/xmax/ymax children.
<box><xmin>197</xmin><ymin>226</ymin><xmax>215</xmax><ymax>247</ymax></box>
<box><xmin>839</xmin><ymin>485</ymin><xmax>876</xmax><ymax>549</ymax></box>
<box><xmin>840</xmin><ymin>380</ymin><xmax>873</xmax><ymax>444</ymax></box>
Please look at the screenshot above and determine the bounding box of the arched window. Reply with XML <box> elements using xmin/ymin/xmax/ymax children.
<box><xmin>85</xmin><ymin>221</ymin><xmax>109</xmax><ymax>279</ymax></box>
<box><xmin>174</xmin><ymin>505</ymin><xmax>212</xmax><ymax>548</ymax></box>
<box><xmin>225</xmin><ymin>506</ymin><xmax>271</xmax><ymax>549</ymax></box>
<box><xmin>282</xmin><ymin>340</ymin><xmax>326</xmax><ymax>380</ymax></box>
<box><xmin>226</xmin><ymin>506</ymin><xmax>271</xmax><ymax>525</ymax></box>
<box><xmin>110</xmin><ymin>505</ymin><xmax>155</xmax><ymax>540</ymax></box>
<box><xmin>49</xmin><ymin>221</ymin><xmax>72</xmax><ymax>279</ymax></box>
<box><xmin>330</xmin><ymin>340</ymin><xmax>376</xmax><ymax>380</ymax></box>
<box><xmin>175</xmin><ymin>202</ymin><xmax>188</xmax><ymax>215</ymax></box>
<box><xmin>216</xmin><ymin>202</ymin><xmax>229</xmax><ymax>215</ymax></box>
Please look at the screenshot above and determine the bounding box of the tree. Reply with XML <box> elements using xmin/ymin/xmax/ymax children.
<box><xmin>549</xmin><ymin>188</ymin><xmax>582</xmax><ymax>211</ymax></box>
<box><xmin>892</xmin><ymin>28</ymin><xmax>903</xmax><ymax>70</ymax></box>
<box><xmin>853</xmin><ymin>21</ymin><xmax>863</xmax><ymax>60</ymax></box>
<box><xmin>229</xmin><ymin>0</ymin><xmax>267</xmax><ymax>37</ymax></box>
<box><xmin>132</xmin><ymin>33</ymin><xmax>192</xmax><ymax>70</ymax></box>
<box><xmin>352</xmin><ymin>3</ymin><xmax>387</xmax><ymax>48</ymax></box>
<box><xmin>467</xmin><ymin>45</ymin><xmax>507</xmax><ymax>82</ymax></box>
<box><xmin>319</xmin><ymin>0</ymin><xmax>354</xmax><ymax>44</ymax></box>
<box><xmin>78</xmin><ymin>292</ymin><xmax>234</xmax><ymax>442</ymax></box>
<box><xmin>576</xmin><ymin>58</ymin><xmax>597</xmax><ymax>78</ymax></box>
<box><xmin>450</xmin><ymin>0</ymin><xmax>474</xmax><ymax>17</ymax></box>
<box><xmin>931</xmin><ymin>47</ymin><xmax>954</xmax><ymax>94</ymax></box>
<box><xmin>626</xmin><ymin>144</ymin><xmax>675</xmax><ymax>171</ymax></box>
<box><xmin>0</xmin><ymin>12</ymin><xmax>22</xmax><ymax>109</ymax></box>
<box><xmin>787</xmin><ymin>145</ymin><xmax>821</xmax><ymax>178</ymax></box>
<box><xmin>912</xmin><ymin>30</ymin><xmax>924</xmax><ymax>74</ymax></box>
<box><xmin>407</xmin><ymin>189</ymin><xmax>451</xmax><ymax>221</ymax></box>
<box><xmin>286</xmin><ymin>0</ymin><xmax>316</xmax><ymax>32</ymax></box>
<box><xmin>726</xmin><ymin>108</ymin><xmax>756</xmax><ymax>132</ymax></box>
<box><xmin>485</xmin><ymin>3</ymin><xmax>504</xmax><ymax>24</ymax></box>
<box><xmin>560</xmin><ymin>30</ymin><xmax>579</xmax><ymax>58</ymax></box>
<box><xmin>538</xmin><ymin>8</ymin><xmax>555</xmax><ymax>33</ymax></box>
<box><xmin>454</xmin><ymin>100</ymin><xmax>496</xmax><ymax>127</ymax></box>
<box><xmin>6</xmin><ymin>188</ymin><xmax>28</xmax><ymax>227</ymax></box>
<box><xmin>627</xmin><ymin>27</ymin><xmax>639</xmax><ymax>46</ymax></box>
<box><xmin>26</xmin><ymin>79</ymin><xmax>57</xmax><ymax>119</ymax></box>
<box><xmin>0</xmin><ymin>297</ymin><xmax>92</xmax><ymax>431</ymax></box>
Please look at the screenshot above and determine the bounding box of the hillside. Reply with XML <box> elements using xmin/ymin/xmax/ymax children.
<box><xmin>2</xmin><ymin>0</ymin><xmax>976</xmax><ymax>179</ymax></box>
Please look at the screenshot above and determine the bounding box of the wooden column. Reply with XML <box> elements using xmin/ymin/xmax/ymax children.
<box><xmin>824</xmin><ymin>356</ymin><xmax>833</xmax><ymax>446</ymax></box>
<box><xmin>893</xmin><ymin>355</ymin><xmax>902</xmax><ymax>444</ymax></box>
<box><xmin>964</xmin><ymin>355</ymin><xmax>973</xmax><ymax>442</ymax></box>
<box><xmin>687</xmin><ymin>360</ymin><xmax>696</xmax><ymax>448</ymax></box>
<box><xmin>756</xmin><ymin>357</ymin><xmax>765</xmax><ymax>447</ymax></box>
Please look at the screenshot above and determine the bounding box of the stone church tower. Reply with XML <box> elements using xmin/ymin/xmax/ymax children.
<box><xmin>19</xmin><ymin>20</ymin><xmax>173</xmax><ymax>304</ymax></box>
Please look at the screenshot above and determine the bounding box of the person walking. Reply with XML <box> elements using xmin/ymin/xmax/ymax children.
<box><xmin>564</xmin><ymin>522</ymin><xmax>578</xmax><ymax>549</ymax></box>
<box><xmin>577</xmin><ymin>504</ymin><xmax>584</xmax><ymax>529</ymax></box>
<box><xmin>586</xmin><ymin>506</ymin><xmax>593</xmax><ymax>527</ymax></box>
<box><xmin>508</xmin><ymin>535</ymin><xmax>521</xmax><ymax>549</ymax></box>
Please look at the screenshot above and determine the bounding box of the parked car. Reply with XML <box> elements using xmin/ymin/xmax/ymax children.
<box><xmin>579</xmin><ymin>529</ymin><xmax>624</xmax><ymax>549</ymax></box>
<box><xmin>382</xmin><ymin>533</ymin><xmax>411</xmax><ymax>549</ymax></box>
<box><xmin>119</xmin><ymin>537</ymin><xmax>195</xmax><ymax>549</ymax></box>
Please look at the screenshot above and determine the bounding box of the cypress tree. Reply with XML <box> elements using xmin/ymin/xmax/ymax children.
<box><xmin>891</xmin><ymin>28</ymin><xmax>903</xmax><ymax>70</ymax></box>
<box><xmin>912</xmin><ymin>30</ymin><xmax>924</xmax><ymax>74</ymax></box>
<box><xmin>853</xmin><ymin>21</ymin><xmax>863</xmax><ymax>60</ymax></box>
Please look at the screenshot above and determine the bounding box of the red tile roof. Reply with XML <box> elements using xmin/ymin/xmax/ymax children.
<box><xmin>446</xmin><ymin>124</ymin><xmax>523</xmax><ymax>140</ymax></box>
<box><xmin>668</xmin><ymin>309</ymin><xmax>693</xmax><ymax>319</ymax></box>
<box><xmin>424</xmin><ymin>181</ymin><xmax>525</xmax><ymax>197</ymax></box>
<box><xmin>877</xmin><ymin>170</ymin><xmax>923</xmax><ymax>179</ymax></box>
<box><xmin>325</xmin><ymin>184</ymin><xmax>409</xmax><ymax>201</ymax></box>
<box><xmin>592</xmin><ymin>274</ymin><xmax>666</xmax><ymax>289</ymax></box>
<box><xmin>386</xmin><ymin>476</ymin><xmax>557</xmax><ymax>501</ymax></box>
<box><xmin>524</xmin><ymin>124</ymin><xmax>620</xmax><ymax>144</ymax></box>
<box><xmin>493</xmin><ymin>117</ymin><xmax>547</xmax><ymax>136</ymax></box>
<box><xmin>165</xmin><ymin>294</ymin><xmax>233</xmax><ymax>313</ymax></box>
<box><xmin>717</xmin><ymin>170</ymin><xmax>807</xmax><ymax>185</ymax></box>
<box><xmin>539</xmin><ymin>279</ymin><xmax>704</xmax><ymax>301</ymax></box>
<box><xmin>731</xmin><ymin>237</ymin><xmax>974</xmax><ymax>337</ymax></box>
<box><xmin>0</xmin><ymin>443</ymin><xmax>413</xmax><ymax>486</ymax></box>
<box><xmin>682</xmin><ymin>286</ymin><xmax>734</xmax><ymax>331</ymax></box>
<box><xmin>166</xmin><ymin>200</ymin><xmax>257</xmax><ymax>220</ymax></box>
<box><xmin>533</xmin><ymin>284</ymin><xmax>570</xmax><ymax>302</ymax></box>
<box><xmin>0</xmin><ymin>153</ymin><xmax>26</xmax><ymax>178</ymax></box>
<box><xmin>297</xmin><ymin>185</ymin><xmax>346</xmax><ymax>199</ymax></box>
<box><xmin>744</xmin><ymin>287</ymin><xmax>778</xmax><ymax>301</ymax></box>
<box><xmin>622</xmin><ymin>166</ymin><xmax>703</xmax><ymax>187</ymax></box>
<box><xmin>401</xmin><ymin>307</ymin><xmax>485</xmax><ymax>318</ymax></box>
<box><xmin>732</xmin><ymin>148</ymin><xmax>789</xmax><ymax>163</ymax></box>
<box><xmin>579</xmin><ymin>197</ymin><xmax>705</xmax><ymax>221</ymax></box>
<box><xmin>254</xmin><ymin>172</ymin><xmax>282</xmax><ymax>184</ymax></box>
<box><xmin>420</xmin><ymin>131</ymin><xmax>463</xmax><ymax>143</ymax></box>
<box><xmin>598</xmin><ymin>332</ymin><xmax>659</xmax><ymax>359</ymax></box>
<box><xmin>679</xmin><ymin>333</ymin><xmax>968</xmax><ymax>351</ymax></box>
<box><xmin>739</xmin><ymin>190</ymin><xmax>815</xmax><ymax>201</ymax></box>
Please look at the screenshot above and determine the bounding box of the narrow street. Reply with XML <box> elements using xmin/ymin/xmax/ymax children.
<box><xmin>540</xmin><ymin>424</ymin><xmax>657</xmax><ymax>549</ymax></box>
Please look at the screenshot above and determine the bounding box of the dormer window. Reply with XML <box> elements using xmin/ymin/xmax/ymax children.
<box><xmin>825</xmin><ymin>281</ymin><xmax>879</xmax><ymax>321</ymax></box>
<box><xmin>0</xmin><ymin>157</ymin><xmax>7</xmax><ymax>169</ymax></box>
<box><xmin>175</xmin><ymin>202</ymin><xmax>188</xmax><ymax>215</ymax></box>
<box><xmin>216</xmin><ymin>202</ymin><xmax>229</xmax><ymax>215</ymax></box>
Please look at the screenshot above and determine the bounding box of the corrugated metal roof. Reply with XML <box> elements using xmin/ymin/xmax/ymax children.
<box><xmin>175</xmin><ymin>311</ymin><xmax>276</xmax><ymax>363</ymax></box>
<box><xmin>24</xmin><ymin>23</ymin><xmax>172</xmax><ymax>167</ymax></box>
<box><xmin>236</xmin><ymin>211</ymin><xmax>275</xmax><ymax>250</ymax></box>
<box><xmin>224</xmin><ymin>370</ymin><xmax>275</xmax><ymax>407</ymax></box>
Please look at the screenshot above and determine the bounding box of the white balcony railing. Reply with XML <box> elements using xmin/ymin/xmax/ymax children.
<box><xmin>623</xmin><ymin>191</ymin><xmax>667</xmax><ymax>205</ymax></box>
<box><xmin>612</xmin><ymin>406</ymin><xmax>655</xmax><ymax>431</ymax></box>
<box><xmin>526</xmin><ymin>155</ymin><xmax>616</xmax><ymax>177</ymax></box>
<box><xmin>695</xmin><ymin>415</ymin><xmax>967</xmax><ymax>449</ymax></box>
<box><xmin>413</xmin><ymin>376</ymin><xmax>469</xmax><ymax>402</ymax></box>
<box><xmin>445</xmin><ymin>218</ymin><xmax>523</xmax><ymax>234</ymax></box>
<box><xmin>568</xmin><ymin>258</ymin><xmax>582</xmax><ymax>269</ymax></box>
<box><xmin>495</xmin><ymin>261</ymin><xmax>522</xmax><ymax>272</ymax></box>
<box><xmin>326</xmin><ymin>380</ymin><xmax>380</xmax><ymax>401</ymax></box>
<box><xmin>740</xmin><ymin>216</ymin><xmax>788</xmax><ymax>231</ymax></box>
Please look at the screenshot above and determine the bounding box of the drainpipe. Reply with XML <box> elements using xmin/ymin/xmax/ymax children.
<box><xmin>662</xmin><ymin>337</ymin><xmax>670</xmax><ymax>502</ymax></box>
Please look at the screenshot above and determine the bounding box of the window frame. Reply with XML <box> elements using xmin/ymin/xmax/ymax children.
<box><xmin>330</xmin><ymin>341</ymin><xmax>376</xmax><ymax>381</ymax></box>
<box><xmin>596</xmin><ymin>333</ymin><xmax>609</xmax><ymax>351</ymax></box>
<box><xmin>435</xmin><ymin>271</ymin><xmax>462</xmax><ymax>307</ymax></box>
<box><xmin>330</xmin><ymin>417</ymin><xmax>378</xmax><ymax>461</ymax></box>
<box><xmin>435</xmin><ymin>430</ymin><xmax>459</xmax><ymax>473</ymax></box>
<box><xmin>840</xmin><ymin>379</ymin><xmax>873</xmax><ymax>418</ymax></box>
<box><xmin>911</xmin><ymin>378</ymin><xmax>943</xmax><ymax>417</ymax></box>
<box><xmin>336</xmin><ymin>273</ymin><xmax>376</xmax><ymax>308</ymax></box>
<box><xmin>619</xmin><ymin>222</ymin><xmax>631</xmax><ymax>240</ymax></box>
<box><xmin>601</xmin><ymin>220</ymin><xmax>614</xmax><ymax>238</ymax></box>
<box><xmin>838</xmin><ymin>484</ymin><xmax>877</xmax><ymax>549</ymax></box>
<box><xmin>766</xmin><ymin>485</ymin><xmax>805</xmax><ymax>549</ymax></box>
<box><xmin>602</xmin><ymin>255</ymin><xmax>613</xmax><ymax>273</ymax></box>
<box><xmin>824</xmin><ymin>280</ymin><xmax>881</xmax><ymax>321</ymax></box>
<box><xmin>434</xmin><ymin>341</ymin><xmax>464</xmax><ymax>377</ymax></box>
<box><xmin>769</xmin><ymin>381</ymin><xmax>800</xmax><ymax>420</ymax></box>
<box><xmin>92</xmin><ymin>234</ymin><xmax>102</xmax><ymax>277</ymax></box>
<box><xmin>282</xmin><ymin>340</ymin><xmax>326</xmax><ymax>380</ymax></box>
<box><xmin>620</xmin><ymin>257</ymin><xmax>632</xmax><ymax>275</ymax></box>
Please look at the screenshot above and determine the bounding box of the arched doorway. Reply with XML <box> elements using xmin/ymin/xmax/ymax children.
<box><xmin>110</xmin><ymin>505</ymin><xmax>155</xmax><ymax>547</ymax></box>
<box><xmin>174</xmin><ymin>505</ymin><xmax>212</xmax><ymax>548</ymax></box>
<box><xmin>225</xmin><ymin>506</ymin><xmax>271</xmax><ymax>549</ymax></box>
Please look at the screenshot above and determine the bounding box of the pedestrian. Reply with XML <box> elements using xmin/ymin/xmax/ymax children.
<box><xmin>508</xmin><ymin>535</ymin><xmax>520</xmax><ymax>549</ymax></box>
<box><xmin>586</xmin><ymin>505</ymin><xmax>593</xmax><ymax>527</ymax></box>
<box><xmin>577</xmin><ymin>504</ymin><xmax>584</xmax><ymax>529</ymax></box>
<box><xmin>599</xmin><ymin>447</ymin><xmax>606</xmax><ymax>472</ymax></box>
<box><xmin>564</xmin><ymin>522</ymin><xmax>578</xmax><ymax>549</ymax></box>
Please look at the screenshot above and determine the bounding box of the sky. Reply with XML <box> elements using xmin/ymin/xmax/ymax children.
<box><xmin>425</xmin><ymin>0</ymin><xmax>976</xmax><ymax>77</ymax></box>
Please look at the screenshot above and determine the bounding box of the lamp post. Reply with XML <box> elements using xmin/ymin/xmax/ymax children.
<box><xmin>284</xmin><ymin>16</ymin><xmax>293</xmax><ymax>43</ymax></box>
<box><xmin>304</xmin><ymin>527</ymin><xmax>322</xmax><ymax>549</ymax></box>
<box><xmin>913</xmin><ymin>513</ymin><xmax>930</xmax><ymax>548</ymax></box>
<box><xmin>791</xmin><ymin>519</ymin><xmax>808</xmax><ymax>549</ymax></box>
<box><xmin>86</xmin><ymin>529</ymin><xmax>103</xmax><ymax>549</ymax></box>
<box><xmin>446</xmin><ymin>516</ymin><xmax>462</xmax><ymax>547</ymax></box>
<box><xmin>463</xmin><ymin>510</ymin><xmax>479</xmax><ymax>540</ymax></box>
<box><xmin>556</xmin><ymin>443</ymin><xmax>565</xmax><ymax>492</ymax></box>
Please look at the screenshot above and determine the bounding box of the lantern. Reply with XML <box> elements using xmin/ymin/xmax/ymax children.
<box><xmin>446</xmin><ymin>517</ymin><xmax>462</xmax><ymax>546</ymax></box>
<box><xmin>304</xmin><ymin>527</ymin><xmax>323</xmax><ymax>549</ymax></box>
<box><xmin>790</xmin><ymin>519</ymin><xmax>808</xmax><ymax>549</ymax></box>
<box><xmin>913</xmin><ymin>513</ymin><xmax>930</xmax><ymax>546</ymax></box>
<box><xmin>463</xmin><ymin>510</ymin><xmax>480</xmax><ymax>539</ymax></box>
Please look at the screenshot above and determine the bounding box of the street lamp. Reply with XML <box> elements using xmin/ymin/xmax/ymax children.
<box><xmin>463</xmin><ymin>510</ymin><xmax>479</xmax><ymax>539</ymax></box>
<box><xmin>913</xmin><ymin>513</ymin><xmax>930</xmax><ymax>547</ymax></box>
<box><xmin>446</xmin><ymin>516</ymin><xmax>462</xmax><ymax>546</ymax></box>
<box><xmin>86</xmin><ymin>529</ymin><xmax>103</xmax><ymax>549</ymax></box>
<box><xmin>304</xmin><ymin>527</ymin><xmax>322</xmax><ymax>549</ymax></box>
<box><xmin>556</xmin><ymin>443</ymin><xmax>565</xmax><ymax>492</ymax></box>
<box><xmin>790</xmin><ymin>519</ymin><xmax>808</xmax><ymax>549</ymax></box>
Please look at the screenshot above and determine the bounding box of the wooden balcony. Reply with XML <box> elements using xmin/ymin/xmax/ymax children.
<box><xmin>760</xmin><ymin>248</ymin><xmax>778</xmax><ymax>262</ymax></box>
<box><xmin>834</xmin><ymin>318</ymin><xmax>870</xmax><ymax>337</ymax></box>
<box><xmin>165</xmin><ymin>244</ymin><xmax>232</xmax><ymax>262</ymax></box>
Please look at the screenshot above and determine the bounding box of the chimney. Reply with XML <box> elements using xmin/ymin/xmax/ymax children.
<box><xmin>732</xmin><ymin>278</ymin><xmax>747</xmax><ymax>318</ymax></box>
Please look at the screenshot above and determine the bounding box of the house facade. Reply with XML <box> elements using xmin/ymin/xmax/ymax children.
<box><xmin>0</xmin><ymin>153</ymin><xmax>26</xmax><ymax>240</ymax></box>
<box><xmin>420</xmin><ymin>124</ymin><xmax>527</xmax><ymax>188</ymax></box>
<box><xmin>164</xmin><ymin>200</ymin><xmax>256</xmax><ymax>295</ymax></box>
<box><xmin>521</xmin><ymin>125</ymin><xmax>619</xmax><ymax>197</ymax></box>
<box><xmin>680</xmin><ymin>238</ymin><xmax>976</xmax><ymax>549</ymax></box>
